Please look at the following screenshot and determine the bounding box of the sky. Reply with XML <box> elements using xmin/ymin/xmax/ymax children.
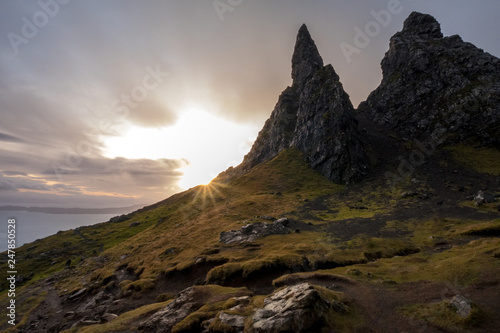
<box><xmin>1</xmin><ymin>0</ymin><xmax>499</xmax><ymax>209</ymax></box>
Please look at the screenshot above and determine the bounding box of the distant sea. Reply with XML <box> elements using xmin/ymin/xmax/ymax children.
<box><xmin>0</xmin><ymin>210</ymin><xmax>118</xmax><ymax>251</ymax></box>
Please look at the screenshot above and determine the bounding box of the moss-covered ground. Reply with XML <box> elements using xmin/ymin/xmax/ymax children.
<box><xmin>1</xmin><ymin>145</ymin><xmax>499</xmax><ymax>332</ymax></box>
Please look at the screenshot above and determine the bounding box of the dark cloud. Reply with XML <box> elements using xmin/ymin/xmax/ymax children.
<box><xmin>0</xmin><ymin>175</ymin><xmax>51</xmax><ymax>192</ymax></box>
<box><xmin>0</xmin><ymin>171</ymin><xmax>27</xmax><ymax>176</ymax></box>
<box><xmin>0</xmin><ymin>132</ymin><xmax>24</xmax><ymax>143</ymax></box>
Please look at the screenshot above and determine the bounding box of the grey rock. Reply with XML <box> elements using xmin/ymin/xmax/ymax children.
<box><xmin>219</xmin><ymin>312</ymin><xmax>246</xmax><ymax>330</ymax></box>
<box><xmin>139</xmin><ymin>287</ymin><xmax>202</xmax><ymax>333</ymax></box>
<box><xmin>233</xmin><ymin>295</ymin><xmax>251</xmax><ymax>305</ymax></box>
<box><xmin>68</xmin><ymin>288</ymin><xmax>87</xmax><ymax>300</ymax></box>
<box><xmin>163</xmin><ymin>247</ymin><xmax>175</xmax><ymax>255</ymax></box>
<box><xmin>274</xmin><ymin>217</ymin><xmax>289</xmax><ymax>226</ymax></box>
<box><xmin>77</xmin><ymin>291</ymin><xmax>112</xmax><ymax>313</ymax></box>
<box><xmin>219</xmin><ymin>24</ymin><xmax>368</xmax><ymax>184</ymax></box>
<box><xmin>195</xmin><ymin>257</ymin><xmax>206</xmax><ymax>264</ymax></box>
<box><xmin>100</xmin><ymin>313</ymin><xmax>118</xmax><ymax>322</ymax></box>
<box><xmin>450</xmin><ymin>295</ymin><xmax>472</xmax><ymax>317</ymax></box>
<box><xmin>110</xmin><ymin>214</ymin><xmax>129</xmax><ymax>223</ymax></box>
<box><xmin>220</xmin><ymin>221</ymin><xmax>290</xmax><ymax>244</ymax></box>
<box><xmin>358</xmin><ymin>12</ymin><xmax>500</xmax><ymax>148</ymax></box>
<box><xmin>70</xmin><ymin>320</ymin><xmax>100</xmax><ymax>329</ymax></box>
<box><xmin>473</xmin><ymin>190</ymin><xmax>496</xmax><ymax>206</ymax></box>
<box><xmin>291</xmin><ymin>24</ymin><xmax>324</xmax><ymax>92</ymax></box>
<box><xmin>249</xmin><ymin>283</ymin><xmax>346</xmax><ymax>333</ymax></box>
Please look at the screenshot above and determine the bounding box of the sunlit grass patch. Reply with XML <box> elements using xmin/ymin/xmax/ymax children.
<box><xmin>399</xmin><ymin>300</ymin><xmax>485</xmax><ymax>331</ymax></box>
<box><xmin>446</xmin><ymin>144</ymin><xmax>500</xmax><ymax>176</ymax></box>
<box><xmin>327</xmin><ymin>238</ymin><xmax>500</xmax><ymax>285</ymax></box>
<box><xmin>73</xmin><ymin>300</ymin><xmax>172</xmax><ymax>333</ymax></box>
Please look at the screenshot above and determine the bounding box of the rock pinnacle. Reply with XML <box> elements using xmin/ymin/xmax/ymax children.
<box><xmin>291</xmin><ymin>24</ymin><xmax>324</xmax><ymax>91</ymax></box>
<box><xmin>401</xmin><ymin>12</ymin><xmax>443</xmax><ymax>38</ymax></box>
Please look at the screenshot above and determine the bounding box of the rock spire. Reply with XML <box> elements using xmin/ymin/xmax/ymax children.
<box><xmin>222</xmin><ymin>24</ymin><xmax>368</xmax><ymax>184</ymax></box>
<box><xmin>359</xmin><ymin>11</ymin><xmax>500</xmax><ymax>147</ymax></box>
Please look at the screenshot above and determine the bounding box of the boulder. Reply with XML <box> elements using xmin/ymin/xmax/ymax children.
<box><xmin>219</xmin><ymin>219</ymin><xmax>290</xmax><ymax>244</ymax></box>
<box><xmin>100</xmin><ymin>313</ymin><xmax>118</xmax><ymax>322</ymax></box>
<box><xmin>249</xmin><ymin>283</ymin><xmax>346</xmax><ymax>332</ymax></box>
<box><xmin>219</xmin><ymin>312</ymin><xmax>246</xmax><ymax>330</ymax></box>
<box><xmin>473</xmin><ymin>190</ymin><xmax>496</xmax><ymax>206</ymax></box>
<box><xmin>450</xmin><ymin>295</ymin><xmax>472</xmax><ymax>317</ymax></box>
<box><xmin>139</xmin><ymin>287</ymin><xmax>202</xmax><ymax>333</ymax></box>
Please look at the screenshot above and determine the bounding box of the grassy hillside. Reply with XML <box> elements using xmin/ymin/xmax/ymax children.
<box><xmin>1</xmin><ymin>146</ymin><xmax>499</xmax><ymax>332</ymax></box>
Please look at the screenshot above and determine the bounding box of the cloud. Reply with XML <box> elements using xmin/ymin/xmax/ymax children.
<box><xmin>0</xmin><ymin>132</ymin><xmax>24</xmax><ymax>143</ymax></box>
<box><xmin>126</xmin><ymin>97</ymin><xmax>178</xmax><ymax>128</ymax></box>
<box><xmin>0</xmin><ymin>175</ymin><xmax>51</xmax><ymax>192</ymax></box>
<box><xmin>1</xmin><ymin>0</ymin><xmax>500</xmax><ymax>210</ymax></box>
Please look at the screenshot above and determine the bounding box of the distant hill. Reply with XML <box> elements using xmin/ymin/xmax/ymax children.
<box><xmin>0</xmin><ymin>205</ymin><xmax>144</xmax><ymax>214</ymax></box>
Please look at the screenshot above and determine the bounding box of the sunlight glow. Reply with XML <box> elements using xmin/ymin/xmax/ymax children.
<box><xmin>102</xmin><ymin>106</ymin><xmax>258</xmax><ymax>189</ymax></box>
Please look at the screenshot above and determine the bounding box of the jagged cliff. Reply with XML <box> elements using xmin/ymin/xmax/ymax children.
<box><xmin>222</xmin><ymin>24</ymin><xmax>368</xmax><ymax>184</ymax></box>
<box><xmin>358</xmin><ymin>12</ymin><xmax>500</xmax><ymax>147</ymax></box>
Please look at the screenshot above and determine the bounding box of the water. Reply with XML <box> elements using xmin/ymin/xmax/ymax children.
<box><xmin>0</xmin><ymin>211</ymin><xmax>116</xmax><ymax>251</ymax></box>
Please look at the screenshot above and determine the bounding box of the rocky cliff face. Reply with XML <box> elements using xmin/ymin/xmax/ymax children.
<box><xmin>358</xmin><ymin>12</ymin><xmax>500</xmax><ymax>147</ymax></box>
<box><xmin>226</xmin><ymin>24</ymin><xmax>368</xmax><ymax>184</ymax></box>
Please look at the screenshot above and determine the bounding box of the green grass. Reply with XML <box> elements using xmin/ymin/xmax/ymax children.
<box><xmin>312</xmin><ymin>285</ymin><xmax>363</xmax><ymax>332</ymax></box>
<box><xmin>72</xmin><ymin>300</ymin><xmax>172</xmax><ymax>333</ymax></box>
<box><xmin>171</xmin><ymin>285</ymin><xmax>252</xmax><ymax>333</ymax></box>
<box><xmin>327</xmin><ymin>237</ymin><xmax>499</xmax><ymax>285</ymax></box>
<box><xmin>400</xmin><ymin>300</ymin><xmax>485</xmax><ymax>331</ymax></box>
<box><xmin>0</xmin><ymin>289</ymin><xmax>46</xmax><ymax>331</ymax></box>
<box><xmin>3</xmin><ymin>147</ymin><xmax>500</xmax><ymax>332</ymax></box>
<box><xmin>446</xmin><ymin>144</ymin><xmax>500</xmax><ymax>176</ymax></box>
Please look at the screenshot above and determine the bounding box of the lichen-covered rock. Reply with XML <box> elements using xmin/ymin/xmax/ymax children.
<box><xmin>221</xmin><ymin>24</ymin><xmax>368</xmax><ymax>184</ymax></box>
<box><xmin>450</xmin><ymin>295</ymin><xmax>472</xmax><ymax>317</ymax></box>
<box><xmin>358</xmin><ymin>12</ymin><xmax>500</xmax><ymax>148</ymax></box>
<box><xmin>218</xmin><ymin>312</ymin><xmax>246</xmax><ymax>330</ymax></box>
<box><xmin>139</xmin><ymin>287</ymin><xmax>202</xmax><ymax>333</ymax></box>
<box><xmin>473</xmin><ymin>190</ymin><xmax>497</xmax><ymax>206</ymax></box>
<box><xmin>291</xmin><ymin>24</ymin><xmax>324</xmax><ymax>92</ymax></box>
<box><xmin>219</xmin><ymin>218</ymin><xmax>290</xmax><ymax>244</ymax></box>
<box><xmin>248</xmin><ymin>283</ymin><xmax>346</xmax><ymax>333</ymax></box>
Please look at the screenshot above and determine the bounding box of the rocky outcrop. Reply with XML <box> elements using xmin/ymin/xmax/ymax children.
<box><xmin>450</xmin><ymin>295</ymin><xmax>472</xmax><ymax>318</ymax></box>
<box><xmin>222</xmin><ymin>24</ymin><xmax>368</xmax><ymax>184</ymax></box>
<box><xmin>138</xmin><ymin>283</ymin><xmax>349</xmax><ymax>333</ymax></box>
<box><xmin>248</xmin><ymin>283</ymin><xmax>347</xmax><ymax>333</ymax></box>
<box><xmin>473</xmin><ymin>190</ymin><xmax>497</xmax><ymax>207</ymax></box>
<box><xmin>139</xmin><ymin>287</ymin><xmax>203</xmax><ymax>333</ymax></box>
<box><xmin>219</xmin><ymin>218</ymin><xmax>290</xmax><ymax>244</ymax></box>
<box><xmin>358</xmin><ymin>12</ymin><xmax>500</xmax><ymax>147</ymax></box>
